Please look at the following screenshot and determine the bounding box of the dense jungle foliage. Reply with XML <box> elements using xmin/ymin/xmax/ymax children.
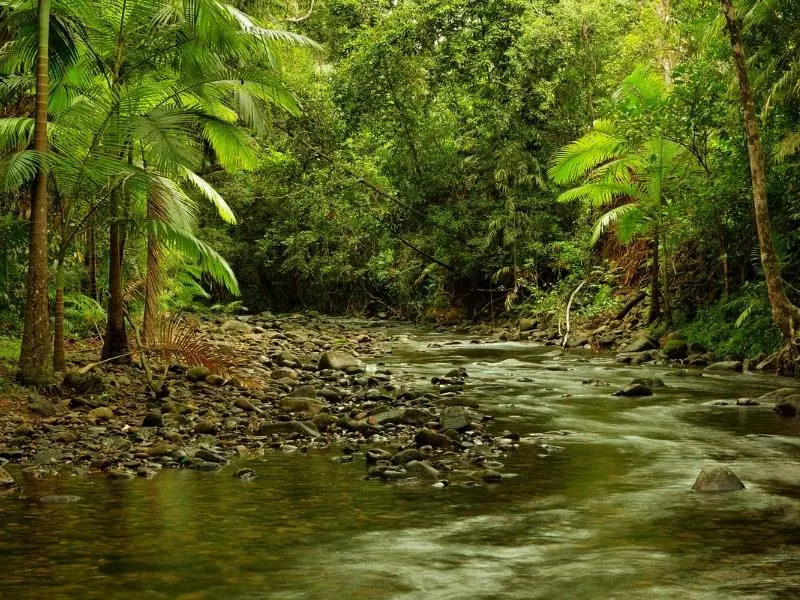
<box><xmin>2</xmin><ymin>0</ymin><xmax>800</xmax><ymax>385</ymax></box>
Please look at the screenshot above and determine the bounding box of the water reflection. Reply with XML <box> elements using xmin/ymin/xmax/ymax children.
<box><xmin>1</xmin><ymin>330</ymin><xmax>800</xmax><ymax>599</ymax></box>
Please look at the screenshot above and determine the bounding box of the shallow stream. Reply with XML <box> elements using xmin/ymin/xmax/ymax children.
<box><xmin>3</xmin><ymin>325</ymin><xmax>800</xmax><ymax>599</ymax></box>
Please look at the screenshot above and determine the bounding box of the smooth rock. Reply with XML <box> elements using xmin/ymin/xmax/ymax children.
<box><xmin>88</xmin><ymin>407</ymin><xmax>114</xmax><ymax>421</ymax></box>
<box><xmin>692</xmin><ymin>466</ymin><xmax>745</xmax><ymax>493</ymax></box>
<box><xmin>27</xmin><ymin>394</ymin><xmax>56</xmax><ymax>417</ymax></box>
<box><xmin>439</xmin><ymin>406</ymin><xmax>475</xmax><ymax>431</ymax></box>
<box><xmin>187</xmin><ymin>366</ymin><xmax>211</xmax><ymax>382</ymax></box>
<box><xmin>318</xmin><ymin>351</ymin><xmax>361</xmax><ymax>371</ymax></box>
<box><xmin>404</xmin><ymin>460</ymin><xmax>440</xmax><ymax>483</ymax></box>
<box><xmin>415</xmin><ymin>428</ymin><xmax>453</xmax><ymax>449</ymax></box>
<box><xmin>773</xmin><ymin>395</ymin><xmax>800</xmax><ymax>417</ymax></box>
<box><xmin>220</xmin><ymin>319</ymin><xmax>253</xmax><ymax>334</ymax></box>
<box><xmin>705</xmin><ymin>361</ymin><xmax>743</xmax><ymax>372</ymax></box>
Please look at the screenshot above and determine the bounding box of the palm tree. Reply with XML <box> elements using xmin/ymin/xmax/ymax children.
<box><xmin>17</xmin><ymin>0</ymin><xmax>54</xmax><ymax>385</ymax></box>
<box><xmin>549</xmin><ymin>69</ymin><xmax>691</xmax><ymax>325</ymax></box>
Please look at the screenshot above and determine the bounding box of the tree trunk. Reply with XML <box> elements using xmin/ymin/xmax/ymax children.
<box><xmin>101</xmin><ymin>188</ymin><xmax>129</xmax><ymax>361</ymax></box>
<box><xmin>142</xmin><ymin>222</ymin><xmax>163</xmax><ymax>343</ymax></box>
<box><xmin>84</xmin><ymin>212</ymin><xmax>97</xmax><ymax>301</ymax></box>
<box><xmin>720</xmin><ymin>0</ymin><xmax>800</xmax><ymax>339</ymax></box>
<box><xmin>18</xmin><ymin>0</ymin><xmax>53</xmax><ymax>386</ymax></box>
<box><xmin>53</xmin><ymin>258</ymin><xmax>65</xmax><ymax>372</ymax></box>
<box><xmin>647</xmin><ymin>227</ymin><xmax>661</xmax><ymax>324</ymax></box>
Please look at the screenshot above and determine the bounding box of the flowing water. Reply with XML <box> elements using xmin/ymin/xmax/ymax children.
<box><xmin>3</xmin><ymin>325</ymin><xmax>800</xmax><ymax>599</ymax></box>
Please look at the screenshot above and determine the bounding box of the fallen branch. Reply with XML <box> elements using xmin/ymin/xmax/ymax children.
<box><xmin>562</xmin><ymin>280</ymin><xmax>587</xmax><ymax>350</ymax></box>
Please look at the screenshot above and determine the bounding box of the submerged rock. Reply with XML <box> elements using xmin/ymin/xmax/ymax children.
<box><xmin>692</xmin><ymin>466</ymin><xmax>745</xmax><ymax>493</ymax></box>
<box><xmin>773</xmin><ymin>395</ymin><xmax>800</xmax><ymax>417</ymax></box>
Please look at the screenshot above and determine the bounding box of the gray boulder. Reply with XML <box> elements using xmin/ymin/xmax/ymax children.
<box><xmin>220</xmin><ymin>319</ymin><xmax>253</xmax><ymax>334</ymax></box>
<box><xmin>773</xmin><ymin>395</ymin><xmax>800</xmax><ymax>417</ymax></box>
<box><xmin>404</xmin><ymin>460</ymin><xmax>440</xmax><ymax>483</ymax></box>
<box><xmin>318</xmin><ymin>351</ymin><xmax>361</xmax><ymax>371</ymax></box>
<box><xmin>705</xmin><ymin>361</ymin><xmax>743</xmax><ymax>372</ymax></box>
<box><xmin>692</xmin><ymin>466</ymin><xmax>745</xmax><ymax>492</ymax></box>
<box><xmin>621</xmin><ymin>335</ymin><xmax>658</xmax><ymax>353</ymax></box>
<box><xmin>439</xmin><ymin>406</ymin><xmax>475</xmax><ymax>431</ymax></box>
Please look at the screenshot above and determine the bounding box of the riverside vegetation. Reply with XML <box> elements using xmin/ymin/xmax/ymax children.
<box><xmin>2</xmin><ymin>0</ymin><xmax>800</xmax><ymax>492</ymax></box>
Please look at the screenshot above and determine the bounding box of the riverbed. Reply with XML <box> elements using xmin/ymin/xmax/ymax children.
<box><xmin>2</xmin><ymin>325</ymin><xmax>800</xmax><ymax>599</ymax></box>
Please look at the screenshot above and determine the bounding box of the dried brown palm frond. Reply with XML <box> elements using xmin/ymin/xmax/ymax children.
<box><xmin>123</xmin><ymin>277</ymin><xmax>146</xmax><ymax>305</ymax></box>
<box><xmin>133</xmin><ymin>314</ymin><xmax>233</xmax><ymax>376</ymax></box>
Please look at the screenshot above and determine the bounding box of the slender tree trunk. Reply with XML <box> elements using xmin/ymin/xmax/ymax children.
<box><xmin>142</xmin><ymin>220</ymin><xmax>164</xmax><ymax>343</ymax></box>
<box><xmin>102</xmin><ymin>187</ymin><xmax>129</xmax><ymax>361</ymax></box>
<box><xmin>648</xmin><ymin>227</ymin><xmax>662</xmax><ymax>324</ymax></box>
<box><xmin>53</xmin><ymin>257</ymin><xmax>65</xmax><ymax>371</ymax></box>
<box><xmin>84</xmin><ymin>212</ymin><xmax>97</xmax><ymax>300</ymax></box>
<box><xmin>18</xmin><ymin>0</ymin><xmax>53</xmax><ymax>386</ymax></box>
<box><xmin>720</xmin><ymin>0</ymin><xmax>800</xmax><ymax>339</ymax></box>
<box><xmin>661</xmin><ymin>233</ymin><xmax>672</xmax><ymax>325</ymax></box>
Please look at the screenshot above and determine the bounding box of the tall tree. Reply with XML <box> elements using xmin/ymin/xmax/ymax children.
<box><xmin>17</xmin><ymin>0</ymin><xmax>53</xmax><ymax>386</ymax></box>
<box><xmin>719</xmin><ymin>0</ymin><xmax>800</xmax><ymax>340</ymax></box>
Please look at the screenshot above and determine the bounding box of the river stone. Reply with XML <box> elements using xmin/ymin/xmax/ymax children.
<box><xmin>258</xmin><ymin>421</ymin><xmax>320</xmax><ymax>438</ymax></box>
<box><xmin>705</xmin><ymin>361</ymin><xmax>743</xmax><ymax>372</ymax></box>
<box><xmin>14</xmin><ymin>424</ymin><xmax>35</xmax><ymax>437</ymax></box>
<box><xmin>147</xmin><ymin>442</ymin><xmax>176</xmax><ymax>457</ymax></box>
<box><xmin>481</xmin><ymin>469</ymin><xmax>503</xmax><ymax>483</ymax></box>
<box><xmin>0</xmin><ymin>467</ymin><xmax>14</xmax><ymax>489</ymax></box>
<box><xmin>56</xmin><ymin>431</ymin><xmax>78</xmax><ymax>443</ymax></box>
<box><xmin>34</xmin><ymin>448</ymin><xmax>63</xmax><ymax>465</ymax></box>
<box><xmin>288</xmin><ymin>385</ymin><xmax>317</xmax><ymax>399</ymax></box>
<box><xmin>280</xmin><ymin>397</ymin><xmax>325</xmax><ymax>414</ymax></box>
<box><xmin>271</xmin><ymin>367</ymin><xmax>298</xmax><ymax>380</ymax></box>
<box><xmin>366</xmin><ymin>449</ymin><xmax>393</xmax><ymax>464</ymax></box>
<box><xmin>142</xmin><ymin>411</ymin><xmax>163</xmax><ymax>427</ymax></box>
<box><xmin>415</xmin><ymin>428</ymin><xmax>453</xmax><ymax>449</ymax></box>
<box><xmin>391</xmin><ymin>448</ymin><xmax>425</xmax><ymax>465</ymax></box>
<box><xmin>613</xmin><ymin>384</ymin><xmax>653</xmax><ymax>397</ymax></box>
<box><xmin>234</xmin><ymin>397</ymin><xmax>258</xmax><ymax>412</ymax></box>
<box><xmin>205</xmin><ymin>374</ymin><xmax>225</xmax><ymax>386</ymax></box>
<box><xmin>773</xmin><ymin>395</ymin><xmax>800</xmax><ymax>417</ymax></box>
<box><xmin>758</xmin><ymin>388</ymin><xmax>800</xmax><ymax>403</ymax></box>
<box><xmin>274</xmin><ymin>351</ymin><xmax>299</xmax><ymax>367</ymax></box>
<box><xmin>194</xmin><ymin>448</ymin><xmax>226</xmax><ymax>464</ymax></box>
<box><xmin>405</xmin><ymin>460</ymin><xmax>440</xmax><ymax>483</ymax></box>
<box><xmin>233</xmin><ymin>468</ymin><xmax>256</xmax><ymax>480</ymax></box>
<box><xmin>193</xmin><ymin>419</ymin><xmax>219</xmax><ymax>434</ymax></box>
<box><xmin>27</xmin><ymin>393</ymin><xmax>55</xmax><ymax>417</ymax></box>
<box><xmin>88</xmin><ymin>406</ymin><xmax>114</xmax><ymax>421</ymax></box>
<box><xmin>631</xmin><ymin>377</ymin><xmax>665</xmax><ymax>388</ymax></box>
<box><xmin>621</xmin><ymin>335</ymin><xmax>658</xmax><ymax>353</ymax></box>
<box><xmin>662</xmin><ymin>340</ymin><xmax>688</xmax><ymax>359</ymax></box>
<box><xmin>692</xmin><ymin>466</ymin><xmax>745</xmax><ymax>492</ymax></box>
<box><xmin>439</xmin><ymin>406</ymin><xmax>474</xmax><ymax>431</ymax></box>
<box><xmin>318</xmin><ymin>351</ymin><xmax>361</xmax><ymax>371</ymax></box>
<box><xmin>444</xmin><ymin>367</ymin><xmax>469</xmax><ymax>379</ymax></box>
<box><xmin>220</xmin><ymin>319</ymin><xmax>253</xmax><ymax>334</ymax></box>
<box><xmin>187</xmin><ymin>366</ymin><xmax>211</xmax><ymax>382</ymax></box>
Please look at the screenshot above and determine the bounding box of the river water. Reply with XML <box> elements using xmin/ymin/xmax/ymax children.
<box><xmin>2</xmin><ymin>326</ymin><xmax>800</xmax><ymax>599</ymax></box>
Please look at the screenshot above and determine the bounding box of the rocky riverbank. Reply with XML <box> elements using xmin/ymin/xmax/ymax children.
<box><xmin>2</xmin><ymin>308</ymin><xmax>798</xmax><ymax>494</ymax></box>
<box><xmin>0</xmin><ymin>313</ymin><xmax>523</xmax><ymax>491</ymax></box>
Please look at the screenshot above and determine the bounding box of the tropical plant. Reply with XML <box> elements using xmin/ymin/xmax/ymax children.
<box><xmin>549</xmin><ymin>68</ymin><xmax>695</xmax><ymax>325</ymax></box>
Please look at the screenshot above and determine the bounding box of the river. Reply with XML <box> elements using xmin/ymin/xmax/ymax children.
<box><xmin>2</xmin><ymin>325</ymin><xmax>800</xmax><ymax>599</ymax></box>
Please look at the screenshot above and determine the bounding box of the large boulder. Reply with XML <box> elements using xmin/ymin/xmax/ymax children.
<box><xmin>705</xmin><ymin>361</ymin><xmax>743</xmax><ymax>372</ymax></box>
<box><xmin>692</xmin><ymin>466</ymin><xmax>745</xmax><ymax>492</ymax></box>
<box><xmin>404</xmin><ymin>460</ymin><xmax>440</xmax><ymax>483</ymax></box>
<box><xmin>318</xmin><ymin>351</ymin><xmax>361</xmax><ymax>371</ymax></box>
<box><xmin>662</xmin><ymin>339</ymin><xmax>688</xmax><ymax>360</ymax></box>
<box><xmin>621</xmin><ymin>335</ymin><xmax>658</xmax><ymax>353</ymax></box>
<box><xmin>759</xmin><ymin>388</ymin><xmax>800</xmax><ymax>403</ymax></box>
<box><xmin>773</xmin><ymin>395</ymin><xmax>800</xmax><ymax>417</ymax></box>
